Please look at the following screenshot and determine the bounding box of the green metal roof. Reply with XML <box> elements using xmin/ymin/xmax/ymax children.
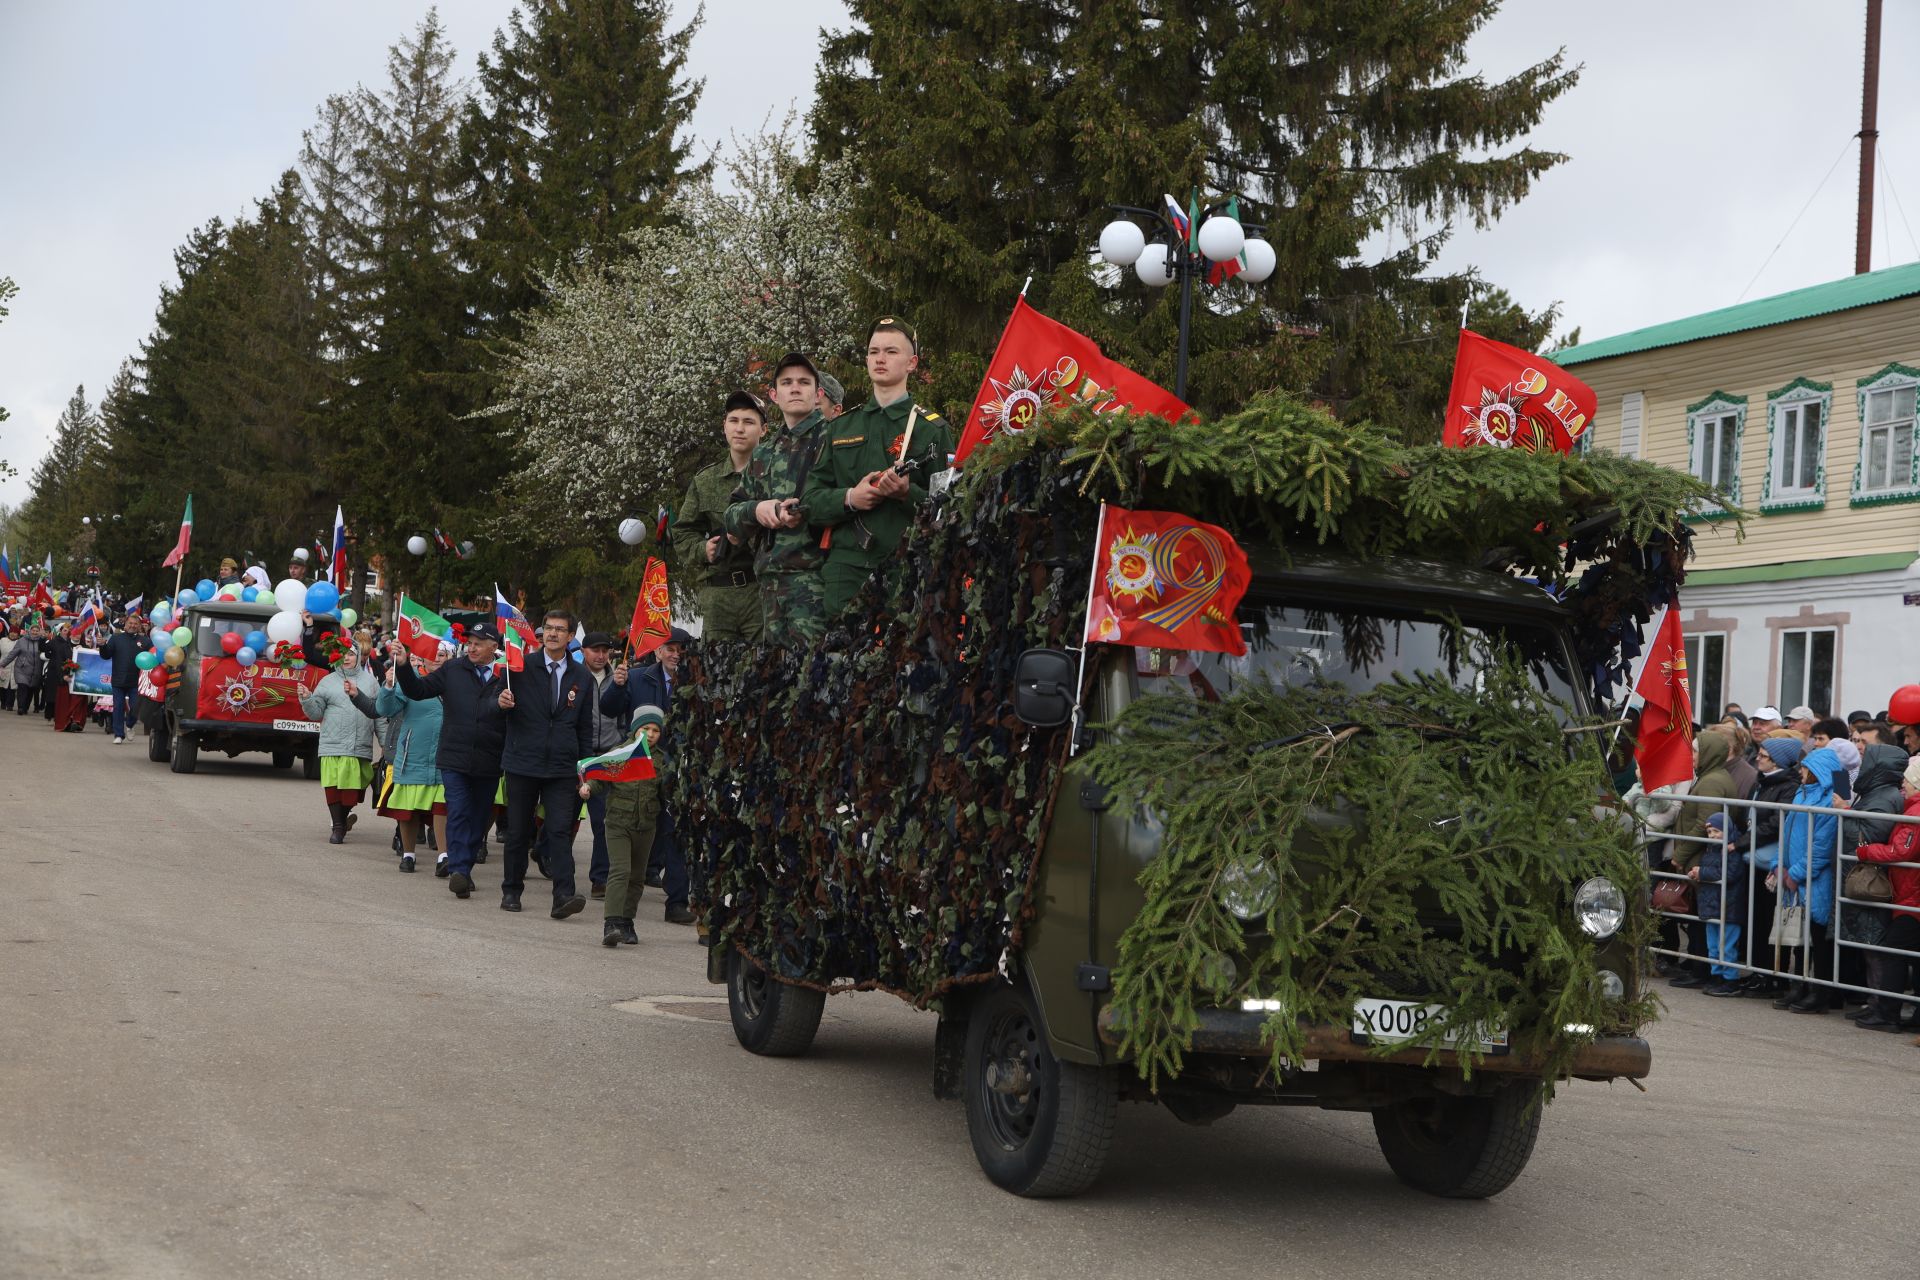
<box><xmin>1555</xmin><ymin>261</ymin><xmax>1920</xmax><ymax>366</ymax></box>
<box><xmin>1684</xmin><ymin>550</ymin><xmax>1915</xmax><ymax>586</ymax></box>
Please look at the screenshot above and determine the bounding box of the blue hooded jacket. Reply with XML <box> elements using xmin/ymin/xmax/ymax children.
<box><xmin>1780</xmin><ymin>746</ymin><xmax>1843</xmax><ymax>926</ymax></box>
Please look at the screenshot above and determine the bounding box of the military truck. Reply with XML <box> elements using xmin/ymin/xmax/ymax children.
<box><xmin>148</xmin><ymin>600</ymin><xmax>325</xmax><ymax>776</ymax></box>
<box><xmin>675</xmin><ymin>400</ymin><xmax>1690</xmax><ymax>1201</ymax></box>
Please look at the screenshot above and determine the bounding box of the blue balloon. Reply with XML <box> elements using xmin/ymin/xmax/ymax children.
<box><xmin>241</xmin><ymin>586</ymin><xmax>258</xmax><ymax>602</ymax></box>
<box><xmin>176</xmin><ymin>589</ymin><xmax>199</xmax><ymax>607</ymax></box>
<box><xmin>151</xmin><ymin>629</ymin><xmax>172</xmax><ymax>650</ymax></box>
<box><xmin>304</xmin><ymin>582</ymin><xmax>340</xmax><ymax>616</ymax></box>
<box><xmin>195</xmin><ymin>579</ymin><xmax>217</xmax><ymax>599</ymax></box>
<box><xmin>245</xmin><ymin>630</ymin><xmax>269</xmax><ymax>653</ymax></box>
<box><xmin>235</xmin><ymin>646</ymin><xmax>257</xmax><ymax>667</ymax></box>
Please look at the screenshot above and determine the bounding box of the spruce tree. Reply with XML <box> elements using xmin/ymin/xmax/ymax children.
<box><xmin>17</xmin><ymin>384</ymin><xmax>104</xmax><ymax>568</ymax></box>
<box><xmin>814</xmin><ymin>0</ymin><xmax>1575</xmax><ymax>437</ymax></box>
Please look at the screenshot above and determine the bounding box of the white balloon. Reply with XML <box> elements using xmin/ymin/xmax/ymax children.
<box><xmin>266</xmin><ymin>610</ymin><xmax>304</xmax><ymax>644</ymax></box>
<box><xmin>617</xmin><ymin>518</ymin><xmax>647</xmax><ymax>546</ymax></box>
<box><xmin>1098</xmin><ymin>219</ymin><xmax>1146</xmax><ymax>267</ymax></box>
<box><xmin>406</xmin><ymin>535</ymin><xmax>429</xmax><ymax>556</ymax></box>
<box><xmin>273</xmin><ymin>579</ymin><xmax>309</xmax><ymax>613</ymax></box>
<box><xmin>1196</xmin><ymin>215</ymin><xmax>1246</xmax><ymax>264</ymax></box>
<box><xmin>1134</xmin><ymin>242</ymin><xmax>1174</xmax><ymax>287</ymax></box>
<box><xmin>1240</xmin><ymin>238</ymin><xmax>1277</xmax><ymax>284</ymax></box>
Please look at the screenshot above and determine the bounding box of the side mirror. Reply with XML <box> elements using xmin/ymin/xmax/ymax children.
<box><xmin>1012</xmin><ymin>647</ymin><xmax>1076</xmax><ymax>728</ymax></box>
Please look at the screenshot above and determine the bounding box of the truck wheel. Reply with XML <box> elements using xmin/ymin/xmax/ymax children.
<box><xmin>302</xmin><ymin>753</ymin><xmax>322</xmax><ymax>781</ymax></box>
<box><xmin>1371</xmin><ymin>1082</ymin><xmax>1542</xmax><ymax>1199</ymax></box>
<box><xmin>169</xmin><ymin>733</ymin><xmax>199</xmax><ymax>774</ymax></box>
<box><xmin>272</xmin><ymin>750</ymin><xmax>295</xmax><ymax>770</ymax></box>
<box><xmin>147</xmin><ymin>725</ymin><xmax>173</xmax><ymax>764</ymax></box>
<box><xmin>962</xmin><ymin>981</ymin><xmax>1117</xmax><ymax>1198</ymax></box>
<box><xmin>726</xmin><ymin>951</ymin><xmax>825</xmax><ymax>1057</ymax></box>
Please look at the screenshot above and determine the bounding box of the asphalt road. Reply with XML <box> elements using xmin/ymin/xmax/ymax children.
<box><xmin>2</xmin><ymin>711</ymin><xmax>1915</xmax><ymax>1280</ymax></box>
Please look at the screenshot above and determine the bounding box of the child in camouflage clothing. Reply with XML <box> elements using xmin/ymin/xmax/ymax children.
<box><xmin>579</xmin><ymin>704</ymin><xmax>664</xmax><ymax>948</ymax></box>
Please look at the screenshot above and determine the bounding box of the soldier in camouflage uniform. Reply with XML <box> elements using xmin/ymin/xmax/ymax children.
<box><xmin>801</xmin><ymin>318</ymin><xmax>955</xmax><ymax>616</ymax></box>
<box><xmin>673</xmin><ymin>391</ymin><xmax>767</xmax><ymax>641</ymax></box>
<box><xmin>722</xmin><ymin>352</ymin><xmax>834</xmax><ymax>647</ymax></box>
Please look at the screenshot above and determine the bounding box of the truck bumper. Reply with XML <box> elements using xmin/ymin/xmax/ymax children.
<box><xmin>1095</xmin><ymin>1007</ymin><xmax>1652</xmax><ymax>1082</ymax></box>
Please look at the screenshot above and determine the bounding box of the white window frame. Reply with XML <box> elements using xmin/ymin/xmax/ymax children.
<box><xmin>1683</xmin><ymin>631</ymin><xmax>1728</xmax><ymax>725</ymax></box>
<box><xmin>1778</xmin><ymin>626</ymin><xmax>1837</xmax><ymax>715</ymax></box>
<box><xmin>1685</xmin><ymin>392</ymin><xmax>1744</xmax><ymax>516</ymax></box>
<box><xmin>1849</xmin><ymin>362</ymin><xmax>1920</xmax><ymax>506</ymax></box>
<box><xmin>1761</xmin><ymin>377</ymin><xmax>1831</xmax><ymax>513</ymax></box>
<box><xmin>1618</xmin><ymin>391</ymin><xmax>1644</xmax><ymax>458</ymax></box>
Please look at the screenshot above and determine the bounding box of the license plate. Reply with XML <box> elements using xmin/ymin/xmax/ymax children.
<box><xmin>272</xmin><ymin>719</ymin><xmax>320</xmax><ymax>732</ymax></box>
<box><xmin>1351</xmin><ymin>997</ymin><xmax>1508</xmax><ymax>1051</ymax></box>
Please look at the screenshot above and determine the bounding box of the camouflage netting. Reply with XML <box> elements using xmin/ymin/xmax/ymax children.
<box><xmin>674</xmin><ymin>392</ymin><xmax>1725</xmax><ymax>1011</ymax></box>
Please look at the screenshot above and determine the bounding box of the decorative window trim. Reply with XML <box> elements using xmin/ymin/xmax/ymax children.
<box><xmin>1849</xmin><ymin>361</ymin><xmax>1920</xmax><ymax>508</ymax></box>
<box><xmin>1682</xmin><ymin>390</ymin><xmax>1744</xmax><ymax>522</ymax></box>
<box><xmin>1759</xmin><ymin>376</ymin><xmax>1832</xmax><ymax>514</ymax></box>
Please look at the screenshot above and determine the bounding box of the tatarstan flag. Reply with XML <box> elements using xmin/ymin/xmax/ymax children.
<box><xmin>578</xmin><ymin>730</ymin><xmax>656</xmax><ymax>784</ymax></box>
<box><xmin>1083</xmin><ymin>503</ymin><xmax>1251</xmax><ymax>656</ymax></box>
<box><xmin>500</xmin><ymin>615</ymin><xmax>535</xmax><ymax>672</ymax></box>
<box><xmin>397</xmin><ymin>595</ymin><xmax>452</xmax><ymax>661</ymax></box>
<box><xmin>161</xmin><ymin>495</ymin><xmax>193</xmax><ymax>569</ymax></box>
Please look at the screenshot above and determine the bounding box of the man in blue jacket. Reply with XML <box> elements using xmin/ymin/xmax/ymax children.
<box><xmin>497</xmin><ymin>610</ymin><xmax>596</xmax><ymax>919</ymax></box>
<box><xmin>395</xmin><ymin>623</ymin><xmax>508</xmax><ymax>901</ymax></box>
<box><xmin>98</xmin><ymin>612</ymin><xmax>149</xmax><ymax>743</ymax></box>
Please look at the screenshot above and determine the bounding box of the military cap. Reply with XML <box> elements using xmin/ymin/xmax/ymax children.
<box><xmin>723</xmin><ymin>390</ymin><xmax>767</xmax><ymax>420</ymax></box>
<box><xmin>819</xmin><ymin>371</ymin><xmax>845</xmax><ymax>405</ymax></box>
<box><xmin>773</xmin><ymin>351</ymin><xmax>820</xmax><ymax>382</ymax></box>
<box><xmin>869</xmin><ymin>315</ymin><xmax>918</xmax><ymax>353</ymax></box>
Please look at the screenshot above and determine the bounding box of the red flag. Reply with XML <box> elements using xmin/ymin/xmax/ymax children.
<box><xmin>1084</xmin><ymin>504</ymin><xmax>1251</xmax><ymax>656</ymax></box>
<box><xmin>627</xmin><ymin>557</ymin><xmax>671</xmax><ymax>658</ymax></box>
<box><xmin>27</xmin><ymin>579</ymin><xmax>55</xmax><ymax>612</ymax></box>
<box><xmin>955</xmin><ymin>297</ymin><xmax>1189</xmax><ymax>466</ymax></box>
<box><xmin>161</xmin><ymin>495</ymin><xmax>193</xmax><ymax>568</ymax></box>
<box><xmin>1443</xmin><ymin>330</ymin><xmax>1597</xmax><ymax>454</ymax></box>
<box><xmin>1633</xmin><ymin>607</ymin><xmax>1695</xmax><ymax>792</ymax></box>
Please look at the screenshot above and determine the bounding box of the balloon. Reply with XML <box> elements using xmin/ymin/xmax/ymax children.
<box><xmin>162</xmin><ymin>647</ymin><xmax>185</xmax><ymax>668</ymax></box>
<box><xmin>1890</xmin><ymin>684</ymin><xmax>1920</xmax><ymax>725</ymax></box>
<box><xmin>273</xmin><ymin>579</ymin><xmax>308</xmax><ymax>613</ymax></box>
<box><xmin>304</xmin><ymin>582</ymin><xmax>340</xmax><ymax>616</ymax></box>
<box><xmin>171</xmin><ymin>626</ymin><xmax>192</xmax><ymax>647</ymax></box>
<box><xmin>339</xmin><ymin>608</ymin><xmax>358</xmax><ymax>628</ymax></box>
<box><xmin>245</xmin><ymin>630</ymin><xmax>269</xmax><ymax>653</ymax></box>
<box><xmin>266</xmin><ymin>610</ymin><xmax>304</xmax><ymax>644</ymax></box>
<box><xmin>241</xmin><ymin>587</ymin><xmax>258</xmax><ymax>602</ymax></box>
<box><xmin>235</xmin><ymin>646</ymin><xmax>257</xmax><ymax>667</ymax></box>
<box><xmin>219</xmin><ymin>632</ymin><xmax>243</xmax><ymax>655</ymax></box>
<box><xmin>150</xmin><ymin>601</ymin><xmax>171</xmax><ymax>623</ymax></box>
<box><xmin>195</xmin><ymin>579</ymin><xmax>217</xmax><ymax>599</ymax></box>
<box><xmin>176</xmin><ymin>589</ymin><xmax>199</xmax><ymax>607</ymax></box>
<box><xmin>135</xmin><ymin>650</ymin><xmax>158</xmax><ymax>671</ymax></box>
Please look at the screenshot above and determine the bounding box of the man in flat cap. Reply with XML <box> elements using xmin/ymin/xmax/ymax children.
<box><xmin>394</xmin><ymin>621</ymin><xmax>509</xmax><ymax>900</ymax></box>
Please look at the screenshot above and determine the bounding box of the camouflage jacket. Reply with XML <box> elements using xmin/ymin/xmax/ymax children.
<box><xmin>722</xmin><ymin>409</ymin><xmax>831</xmax><ymax>576</ymax></box>
<box><xmin>673</xmin><ymin>455</ymin><xmax>757</xmax><ymax>590</ymax></box>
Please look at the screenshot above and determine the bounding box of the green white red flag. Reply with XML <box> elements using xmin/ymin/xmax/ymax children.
<box><xmin>161</xmin><ymin>495</ymin><xmax>193</xmax><ymax>568</ymax></box>
<box><xmin>396</xmin><ymin>595</ymin><xmax>452</xmax><ymax>661</ymax></box>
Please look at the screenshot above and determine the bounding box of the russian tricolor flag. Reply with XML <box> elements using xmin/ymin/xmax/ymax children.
<box><xmin>326</xmin><ymin>506</ymin><xmax>347</xmax><ymax>587</ymax></box>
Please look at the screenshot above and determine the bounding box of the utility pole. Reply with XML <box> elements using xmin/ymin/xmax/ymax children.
<box><xmin>1855</xmin><ymin>0</ymin><xmax>1883</xmax><ymax>275</ymax></box>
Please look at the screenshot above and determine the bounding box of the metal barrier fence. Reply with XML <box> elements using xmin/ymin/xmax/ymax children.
<box><xmin>1637</xmin><ymin>790</ymin><xmax>1920</xmax><ymax>1003</ymax></box>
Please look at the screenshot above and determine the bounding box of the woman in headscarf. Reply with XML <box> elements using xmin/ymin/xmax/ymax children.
<box><xmin>371</xmin><ymin>640</ymin><xmax>449</xmax><ymax>874</ymax></box>
<box><xmin>299</xmin><ymin>633</ymin><xmax>380</xmax><ymax>844</ymax></box>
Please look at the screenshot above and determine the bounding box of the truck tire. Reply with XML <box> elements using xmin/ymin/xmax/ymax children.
<box><xmin>272</xmin><ymin>750</ymin><xmax>295</xmax><ymax>770</ymax></box>
<box><xmin>148</xmin><ymin>725</ymin><xmax>173</xmax><ymax>764</ymax></box>
<box><xmin>302</xmin><ymin>753</ymin><xmax>322</xmax><ymax>781</ymax></box>
<box><xmin>169</xmin><ymin>732</ymin><xmax>199</xmax><ymax>774</ymax></box>
<box><xmin>1371</xmin><ymin>1082</ymin><xmax>1542</xmax><ymax>1199</ymax></box>
<box><xmin>726</xmin><ymin>951</ymin><xmax>825</xmax><ymax>1057</ymax></box>
<box><xmin>962</xmin><ymin>981</ymin><xmax>1117</xmax><ymax>1198</ymax></box>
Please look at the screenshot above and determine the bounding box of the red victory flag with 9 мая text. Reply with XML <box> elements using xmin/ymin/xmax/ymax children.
<box><xmin>1444</xmin><ymin>330</ymin><xmax>1597</xmax><ymax>454</ymax></box>
<box><xmin>1633</xmin><ymin>606</ymin><xmax>1694</xmax><ymax>793</ymax></box>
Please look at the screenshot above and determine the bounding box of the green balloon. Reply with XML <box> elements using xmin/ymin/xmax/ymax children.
<box><xmin>340</xmin><ymin>608</ymin><xmax>358</xmax><ymax>628</ymax></box>
<box><xmin>172</xmin><ymin>626</ymin><xmax>192</xmax><ymax>647</ymax></box>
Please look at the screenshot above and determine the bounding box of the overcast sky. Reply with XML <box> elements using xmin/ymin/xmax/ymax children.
<box><xmin>1</xmin><ymin>1</ymin><xmax>1913</xmax><ymax>508</ymax></box>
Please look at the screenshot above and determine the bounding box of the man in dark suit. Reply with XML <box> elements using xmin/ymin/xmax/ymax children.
<box><xmin>497</xmin><ymin>609</ymin><xmax>594</xmax><ymax>918</ymax></box>
<box><xmin>394</xmin><ymin>623</ymin><xmax>508</xmax><ymax>900</ymax></box>
<box><xmin>602</xmin><ymin>627</ymin><xmax>694</xmax><ymax>923</ymax></box>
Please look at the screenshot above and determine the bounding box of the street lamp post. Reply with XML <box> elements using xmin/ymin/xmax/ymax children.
<box><xmin>1097</xmin><ymin>194</ymin><xmax>1276</xmax><ymax>400</ymax></box>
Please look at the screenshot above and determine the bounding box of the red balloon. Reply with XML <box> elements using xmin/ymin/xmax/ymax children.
<box><xmin>220</xmin><ymin>631</ymin><xmax>243</xmax><ymax>655</ymax></box>
<box><xmin>1889</xmin><ymin>684</ymin><xmax>1920</xmax><ymax>725</ymax></box>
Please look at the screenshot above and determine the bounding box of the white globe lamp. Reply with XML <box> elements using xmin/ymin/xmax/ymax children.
<box><xmin>1134</xmin><ymin>242</ymin><xmax>1174</xmax><ymax>287</ymax></box>
<box><xmin>1240</xmin><ymin>238</ymin><xmax>1277</xmax><ymax>284</ymax></box>
<box><xmin>1098</xmin><ymin>219</ymin><xmax>1146</xmax><ymax>267</ymax></box>
<box><xmin>617</xmin><ymin>518</ymin><xmax>647</xmax><ymax>546</ymax></box>
<box><xmin>1196</xmin><ymin>215</ymin><xmax>1246</xmax><ymax>265</ymax></box>
<box><xmin>406</xmin><ymin>535</ymin><xmax>429</xmax><ymax>556</ymax></box>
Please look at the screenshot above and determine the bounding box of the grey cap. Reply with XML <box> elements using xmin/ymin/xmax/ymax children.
<box><xmin>631</xmin><ymin>704</ymin><xmax>666</xmax><ymax>730</ymax></box>
<box><xmin>819</xmin><ymin>372</ymin><xmax>845</xmax><ymax>405</ymax></box>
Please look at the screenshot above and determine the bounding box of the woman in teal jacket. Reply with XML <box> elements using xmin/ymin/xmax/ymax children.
<box><xmin>371</xmin><ymin>647</ymin><xmax>448</xmax><ymax>874</ymax></box>
<box><xmin>1777</xmin><ymin>745</ymin><xmax>1844</xmax><ymax>1012</ymax></box>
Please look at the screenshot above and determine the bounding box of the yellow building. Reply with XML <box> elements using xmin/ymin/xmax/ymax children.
<box><xmin>1556</xmin><ymin>262</ymin><xmax>1920</xmax><ymax>722</ymax></box>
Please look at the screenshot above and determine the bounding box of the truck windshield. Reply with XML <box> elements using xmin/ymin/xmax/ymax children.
<box><xmin>1132</xmin><ymin>600</ymin><xmax>1581</xmax><ymax>709</ymax></box>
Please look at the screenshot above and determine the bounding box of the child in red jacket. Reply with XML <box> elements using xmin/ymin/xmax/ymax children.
<box><xmin>1853</xmin><ymin>757</ymin><xmax>1920</xmax><ymax>1033</ymax></box>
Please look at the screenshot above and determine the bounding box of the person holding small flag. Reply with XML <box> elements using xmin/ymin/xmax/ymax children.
<box><xmin>495</xmin><ymin>610</ymin><xmax>595</xmax><ymax>920</ymax></box>
<box><xmin>394</xmin><ymin>624</ymin><xmax>508</xmax><ymax>899</ymax></box>
<box><xmin>300</xmin><ymin>634</ymin><xmax>381</xmax><ymax>844</ymax></box>
<box><xmin>372</xmin><ymin>641</ymin><xmax>450</xmax><ymax>874</ymax></box>
<box><xmin>801</xmin><ymin>317</ymin><xmax>955</xmax><ymax>617</ymax></box>
<box><xmin>673</xmin><ymin>391</ymin><xmax>766</xmax><ymax>641</ymax></box>
<box><xmin>576</xmin><ymin>705</ymin><xmax>664</xmax><ymax>947</ymax></box>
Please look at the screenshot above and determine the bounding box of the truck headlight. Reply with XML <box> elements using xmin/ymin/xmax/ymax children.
<box><xmin>1574</xmin><ymin>876</ymin><xmax>1626</xmax><ymax>940</ymax></box>
<box><xmin>1218</xmin><ymin>856</ymin><xmax>1280</xmax><ymax>921</ymax></box>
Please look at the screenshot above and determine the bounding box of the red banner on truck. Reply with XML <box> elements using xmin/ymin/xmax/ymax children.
<box><xmin>195</xmin><ymin>657</ymin><xmax>324</xmax><ymax>728</ymax></box>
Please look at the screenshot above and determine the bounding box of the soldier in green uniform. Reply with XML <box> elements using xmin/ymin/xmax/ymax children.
<box><xmin>673</xmin><ymin>391</ymin><xmax>767</xmax><ymax>641</ymax></box>
<box><xmin>800</xmin><ymin>318</ymin><xmax>954</xmax><ymax>616</ymax></box>
<box><xmin>722</xmin><ymin>352</ymin><xmax>835</xmax><ymax>647</ymax></box>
